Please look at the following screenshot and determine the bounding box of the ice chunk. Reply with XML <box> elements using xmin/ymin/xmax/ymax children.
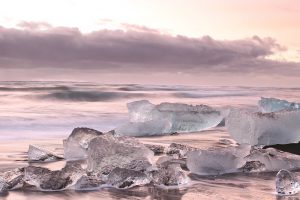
<box><xmin>226</xmin><ymin>108</ymin><xmax>300</xmax><ymax>145</ymax></box>
<box><xmin>106</xmin><ymin>167</ymin><xmax>150</xmax><ymax>189</ymax></box>
<box><xmin>24</xmin><ymin>161</ymin><xmax>84</xmax><ymax>191</ymax></box>
<box><xmin>239</xmin><ymin>161</ymin><xmax>266</xmax><ymax>173</ymax></box>
<box><xmin>63</xmin><ymin>127</ymin><xmax>103</xmax><ymax>160</ymax></box>
<box><xmin>0</xmin><ymin>168</ymin><xmax>24</xmax><ymax>190</ymax></box>
<box><xmin>245</xmin><ymin>148</ymin><xmax>300</xmax><ymax>172</ymax></box>
<box><xmin>115</xmin><ymin>100</ymin><xmax>226</xmax><ymax>136</ymax></box>
<box><xmin>149</xmin><ymin>163</ymin><xmax>190</xmax><ymax>186</ymax></box>
<box><xmin>73</xmin><ymin>175</ymin><xmax>104</xmax><ymax>191</ymax></box>
<box><xmin>28</xmin><ymin>145</ymin><xmax>63</xmax><ymax>162</ymax></box>
<box><xmin>259</xmin><ymin>97</ymin><xmax>300</xmax><ymax>113</ymax></box>
<box><xmin>276</xmin><ymin>169</ymin><xmax>300</xmax><ymax>196</ymax></box>
<box><xmin>87</xmin><ymin>134</ymin><xmax>153</xmax><ymax>174</ymax></box>
<box><xmin>187</xmin><ymin>145</ymin><xmax>251</xmax><ymax>175</ymax></box>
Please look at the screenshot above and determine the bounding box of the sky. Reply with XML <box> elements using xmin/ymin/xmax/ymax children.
<box><xmin>0</xmin><ymin>0</ymin><xmax>299</xmax><ymax>86</ymax></box>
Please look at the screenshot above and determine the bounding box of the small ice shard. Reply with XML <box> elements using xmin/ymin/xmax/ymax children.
<box><xmin>28</xmin><ymin>145</ymin><xmax>63</xmax><ymax>162</ymax></box>
<box><xmin>149</xmin><ymin>163</ymin><xmax>190</xmax><ymax>186</ymax></box>
<box><xmin>73</xmin><ymin>175</ymin><xmax>104</xmax><ymax>191</ymax></box>
<box><xmin>145</xmin><ymin>144</ymin><xmax>165</xmax><ymax>155</ymax></box>
<box><xmin>186</xmin><ymin>145</ymin><xmax>251</xmax><ymax>175</ymax></box>
<box><xmin>63</xmin><ymin>127</ymin><xmax>103</xmax><ymax>160</ymax></box>
<box><xmin>0</xmin><ymin>168</ymin><xmax>24</xmax><ymax>190</ymax></box>
<box><xmin>115</xmin><ymin>100</ymin><xmax>226</xmax><ymax>136</ymax></box>
<box><xmin>259</xmin><ymin>97</ymin><xmax>300</xmax><ymax>113</ymax></box>
<box><xmin>226</xmin><ymin>108</ymin><xmax>300</xmax><ymax>145</ymax></box>
<box><xmin>156</xmin><ymin>156</ymin><xmax>187</xmax><ymax>170</ymax></box>
<box><xmin>166</xmin><ymin>143</ymin><xmax>198</xmax><ymax>158</ymax></box>
<box><xmin>24</xmin><ymin>161</ymin><xmax>84</xmax><ymax>191</ymax></box>
<box><xmin>239</xmin><ymin>161</ymin><xmax>266</xmax><ymax>173</ymax></box>
<box><xmin>87</xmin><ymin>134</ymin><xmax>153</xmax><ymax>174</ymax></box>
<box><xmin>218</xmin><ymin>139</ymin><xmax>234</xmax><ymax>145</ymax></box>
<box><xmin>276</xmin><ymin>169</ymin><xmax>300</xmax><ymax>196</ymax></box>
<box><xmin>106</xmin><ymin>167</ymin><xmax>150</xmax><ymax>189</ymax></box>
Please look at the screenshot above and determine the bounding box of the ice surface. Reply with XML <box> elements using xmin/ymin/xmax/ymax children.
<box><xmin>166</xmin><ymin>143</ymin><xmax>198</xmax><ymax>158</ymax></box>
<box><xmin>187</xmin><ymin>144</ymin><xmax>251</xmax><ymax>175</ymax></box>
<box><xmin>149</xmin><ymin>163</ymin><xmax>190</xmax><ymax>186</ymax></box>
<box><xmin>187</xmin><ymin>144</ymin><xmax>300</xmax><ymax>175</ymax></box>
<box><xmin>226</xmin><ymin>108</ymin><xmax>300</xmax><ymax>145</ymax></box>
<box><xmin>276</xmin><ymin>169</ymin><xmax>300</xmax><ymax>196</ymax></box>
<box><xmin>24</xmin><ymin>161</ymin><xmax>84</xmax><ymax>191</ymax></box>
<box><xmin>73</xmin><ymin>175</ymin><xmax>104</xmax><ymax>191</ymax></box>
<box><xmin>63</xmin><ymin>127</ymin><xmax>103</xmax><ymax>160</ymax></box>
<box><xmin>87</xmin><ymin>134</ymin><xmax>153</xmax><ymax>174</ymax></box>
<box><xmin>106</xmin><ymin>167</ymin><xmax>150</xmax><ymax>189</ymax></box>
<box><xmin>115</xmin><ymin>100</ymin><xmax>226</xmax><ymax>136</ymax></box>
<box><xmin>28</xmin><ymin>145</ymin><xmax>62</xmax><ymax>162</ymax></box>
<box><xmin>0</xmin><ymin>177</ymin><xmax>7</xmax><ymax>194</ymax></box>
<box><xmin>259</xmin><ymin>97</ymin><xmax>300</xmax><ymax>113</ymax></box>
<box><xmin>0</xmin><ymin>168</ymin><xmax>24</xmax><ymax>190</ymax></box>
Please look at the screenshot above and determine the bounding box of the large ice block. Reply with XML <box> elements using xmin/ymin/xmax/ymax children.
<box><xmin>116</xmin><ymin>100</ymin><xmax>226</xmax><ymax>136</ymax></box>
<box><xmin>259</xmin><ymin>97</ymin><xmax>300</xmax><ymax>113</ymax></box>
<box><xmin>63</xmin><ymin>127</ymin><xmax>103</xmax><ymax>160</ymax></box>
<box><xmin>276</xmin><ymin>169</ymin><xmax>300</xmax><ymax>196</ymax></box>
<box><xmin>226</xmin><ymin>108</ymin><xmax>300</xmax><ymax>145</ymax></box>
<box><xmin>187</xmin><ymin>145</ymin><xmax>300</xmax><ymax>175</ymax></box>
<box><xmin>86</xmin><ymin>134</ymin><xmax>153</xmax><ymax>174</ymax></box>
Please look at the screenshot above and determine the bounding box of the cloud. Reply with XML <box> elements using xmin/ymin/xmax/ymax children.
<box><xmin>0</xmin><ymin>22</ymin><xmax>299</xmax><ymax>77</ymax></box>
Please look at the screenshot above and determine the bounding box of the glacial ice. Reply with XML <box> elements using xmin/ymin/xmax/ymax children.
<box><xmin>0</xmin><ymin>168</ymin><xmax>24</xmax><ymax>190</ymax></box>
<box><xmin>28</xmin><ymin>145</ymin><xmax>62</xmax><ymax>162</ymax></box>
<box><xmin>276</xmin><ymin>169</ymin><xmax>300</xmax><ymax>196</ymax></box>
<box><xmin>166</xmin><ymin>143</ymin><xmax>198</xmax><ymax>158</ymax></box>
<box><xmin>187</xmin><ymin>144</ymin><xmax>251</xmax><ymax>175</ymax></box>
<box><xmin>0</xmin><ymin>177</ymin><xmax>6</xmax><ymax>194</ymax></box>
<box><xmin>115</xmin><ymin>100</ymin><xmax>226</xmax><ymax>136</ymax></box>
<box><xmin>259</xmin><ymin>97</ymin><xmax>300</xmax><ymax>113</ymax></box>
<box><xmin>24</xmin><ymin>161</ymin><xmax>84</xmax><ymax>191</ymax></box>
<box><xmin>226</xmin><ymin>108</ymin><xmax>300</xmax><ymax>145</ymax></box>
<box><xmin>145</xmin><ymin>144</ymin><xmax>165</xmax><ymax>155</ymax></box>
<box><xmin>187</xmin><ymin>144</ymin><xmax>300</xmax><ymax>175</ymax></box>
<box><xmin>73</xmin><ymin>175</ymin><xmax>104</xmax><ymax>191</ymax></box>
<box><xmin>86</xmin><ymin>134</ymin><xmax>153</xmax><ymax>174</ymax></box>
<box><xmin>149</xmin><ymin>163</ymin><xmax>190</xmax><ymax>186</ymax></box>
<box><xmin>106</xmin><ymin>167</ymin><xmax>150</xmax><ymax>189</ymax></box>
<box><xmin>63</xmin><ymin>127</ymin><xmax>103</xmax><ymax>160</ymax></box>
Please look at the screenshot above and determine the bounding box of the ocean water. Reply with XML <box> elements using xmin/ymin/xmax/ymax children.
<box><xmin>1</xmin><ymin>81</ymin><xmax>300</xmax><ymax>199</ymax></box>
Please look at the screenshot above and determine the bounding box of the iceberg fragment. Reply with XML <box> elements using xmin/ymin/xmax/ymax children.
<box><xmin>187</xmin><ymin>144</ymin><xmax>300</xmax><ymax>175</ymax></box>
<box><xmin>276</xmin><ymin>169</ymin><xmax>300</xmax><ymax>196</ymax></box>
<box><xmin>226</xmin><ymin>108</ymin><xmax>300</xmax><ymax>145</ymax></box>
<box><xmin>0</xmin><ymin>178</ymin><xmax>7</xmax><ymax>194</ymax></box>
<box><xmin>106</xmin><ymin>167</ymin><xmax>150</xmax><ymax>189</ymax></box>
<box><xmin>86</xmin><ymin>134</ymin><xmax>153</xmax><ymax>174</ymax></box>
<box><xmin>166</xmin><ymin>143</ymin><xmax>198</xmax><ymax>158</ymax></box>
<box><xmin>115</xmin><ymin>100</ymin><xmax>226</xmax><ymax>136</ymax></box>
<box><xmin>28</xmin><ymin>145</ymin><xmax>63</xmax><ymax>162</ymax></box>
<box><xmin>63</xmin><ymin>127</ymin><xmax>103</xmax><ymax>160</ymax></box>
<box><xmin>259</xmin><ymin>97</ymin><xmax>300</xmax><ymax>113</ymax></box>
<box><xmin>73</xmin><ymin>175</ymin><xmax>104</xmax><ymax>191</ymax></box>
<box><xmin>24</xmin><ymin>161</ymin><xmax>84</xmax><ymax>191</ymax></box>
<box><xmin>145</xmin><ymin>144</ymin><xmax>165</xmax><ymax>155</ymax></box>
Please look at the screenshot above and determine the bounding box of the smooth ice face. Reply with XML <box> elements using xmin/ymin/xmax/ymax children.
<box><xmin>106</xmin><ymin>167</ymin><xmax>150</xmax><ymax>189</ymax></box>
<box><xmin>116</xmin><ymin>100</ymin><xmax>226</xmax><ymax>136</ymax></box>
<box><xmin>63</xmin><ymin>127</ymin><xmax>103</xmax><ymax>160</ymax></box>
<box><xmin>87</xmin><ymin>134</ymin><xmax>153</xmax><ymax>174</ymax></box>
<box><xmin>28</xmin><ymin>145</ymin><xmax>62</xmax><ymax>162</ymax></box>
<box><xmin>24</xmin><ymin>161</ymin><xmax>84</xmax><ymax>191</ymax></box>
<box><xmin>186</xmin><ymin>145</ymin><xmax>251</xmax><ymax>175</ymax></box>
<box><xmin>259</xmin><ymin>97</ymin><xmax>300</xmax><ymax>113</ymax></box>
<box><xmin>226</xmin><ymin>108</ymin><xmax>300</xmax><ymax>145</ymax></box>
<box><xmin>276</xmin><ymin>169</ymin><xmax>300</xmax><ymax>196</ymax></box>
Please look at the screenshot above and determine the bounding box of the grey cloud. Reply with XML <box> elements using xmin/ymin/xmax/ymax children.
<box><xmin>0</xmin><ymin>23</ymin><xmax>298</xmax><ymax>76</ymax></box>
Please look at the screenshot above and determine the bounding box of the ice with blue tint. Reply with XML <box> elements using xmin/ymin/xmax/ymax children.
<box><xmin>276</xmin><ymin>169</ymin><xmax>300</xmax><ymax>196</ymax></box>
<box><xmin>226</xmin><ymin>108</ymin><xmax>300</xmax><ymax>145</ymax></box>
<box><xmin>115</xmin><ymin>100</ymin><xmax>227</xmax><ymax>136</ymax></box>
<box><xmin>259</xmin><ymin>97</ymin><xmax>300</xmax><ymax>113</ymax></box>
